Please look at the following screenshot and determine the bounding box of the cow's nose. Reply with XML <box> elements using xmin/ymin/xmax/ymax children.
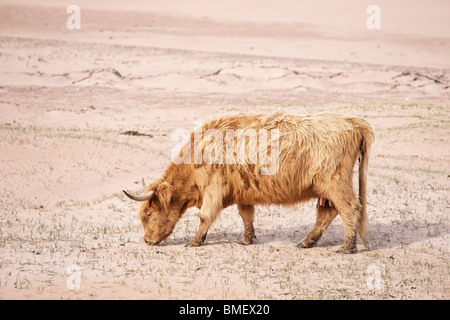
<box><xmin>143</xmin><ymin>236</ymin><xmax>153</xmax><ymax>245</ymax></box>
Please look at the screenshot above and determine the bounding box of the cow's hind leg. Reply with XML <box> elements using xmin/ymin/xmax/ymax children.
<box><xmin>237</xmin><ymin>204</ymin><xmax>256</xmax><ymax>245</ymax></box>
<box><xmin>332</xmin><ymin>188</ymin><xmax>361</xmax><ymax>254</ymax></box>
<box><xmin>298</xmin><ymin>204</ymin><xmax>337</xmax><ymax>248</ymax></box>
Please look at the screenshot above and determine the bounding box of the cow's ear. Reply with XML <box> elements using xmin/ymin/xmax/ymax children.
<box><xmin>156</xmin><ymin>182</ymin><xmax>173</xmax><ymax>211</ymax></box>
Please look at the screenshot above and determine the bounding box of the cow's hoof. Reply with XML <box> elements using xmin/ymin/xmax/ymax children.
<box><xmin>238</xmin><ymin>238</ymin><xmax>253</xmax><ymax>245</ymax></box>
<box><xmin>185</xmin><ymin>240</ymin><xmax>202</xmax><ymax>247</ymax></box>
<box><xmin>296</xmin><ymin>239</ymin><xmax>316</xmax><ymax>249</ymax></box>
<box><xmin>335</xmin><ymin>247</ymin><xmax>357</xmax><ymax>254</ymax></box>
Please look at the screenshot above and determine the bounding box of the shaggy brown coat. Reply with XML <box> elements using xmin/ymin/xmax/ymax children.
<box><xmin>124</xmin><ymin>112</ymin><xmax>374</xmax><ymax>253</ymax></box>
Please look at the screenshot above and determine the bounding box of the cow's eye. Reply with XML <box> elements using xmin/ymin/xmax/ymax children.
<box><xmin>146</xmin><ymin>211</ymin><xmax>152</xmax><ymax>217</ymax></box>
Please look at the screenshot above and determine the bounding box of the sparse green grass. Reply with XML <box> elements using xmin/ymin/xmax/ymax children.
<box><xmin>0</xmin><ymin>123</ymin><xmax>166</xmax><ymax>156</ymax></box>
<box><xmin>0</xmin><ymin>101</ymin><xmax>449</xmax><ymax>299</ymax></box>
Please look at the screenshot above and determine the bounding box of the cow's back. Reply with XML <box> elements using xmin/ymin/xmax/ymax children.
<box><xmin>192</xmin><ymin>112</ymin><xmax>368</xmax><ymax>206</ymax></box>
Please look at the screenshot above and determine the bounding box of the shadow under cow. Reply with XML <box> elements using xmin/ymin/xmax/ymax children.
<box><xmin>157</xmin><ymin>219</ymin><xmax>449</xmax><ymax>251</ymax></box>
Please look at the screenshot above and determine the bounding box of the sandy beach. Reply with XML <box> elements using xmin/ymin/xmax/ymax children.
<box><xmin>0</xmin><ymin>0</ymin><xmax>449</xmax><ymax>299</ymax></box>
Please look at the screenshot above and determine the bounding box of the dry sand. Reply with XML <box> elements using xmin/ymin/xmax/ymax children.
<box><xmin>0</xmin><ymin>0</ymin><xmax>449</xmax><ymax>299</ymax></box>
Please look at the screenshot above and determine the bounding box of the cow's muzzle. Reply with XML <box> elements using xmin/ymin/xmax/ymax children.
<box><xmin>144</xmin><ymin>236</ymin><xmax>161</xmax><ymax>246</ymax></box>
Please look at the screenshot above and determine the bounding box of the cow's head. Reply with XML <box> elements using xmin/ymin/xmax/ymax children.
<box><xmin>123</xmin><ymin>181</ymin><xmax>187</xmax><ymax>245</ymax></box>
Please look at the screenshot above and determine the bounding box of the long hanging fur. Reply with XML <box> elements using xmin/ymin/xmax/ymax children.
<box><xmin>131</xmin><ymin>111</ymin><xmax>374</xmax><ymax>251</ymax></box>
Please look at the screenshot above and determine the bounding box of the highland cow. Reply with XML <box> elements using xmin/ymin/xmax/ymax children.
<box><xmin>123</xmin><ymin>112</ymin><xmax>374</xmax><ymax>253</ymax></box>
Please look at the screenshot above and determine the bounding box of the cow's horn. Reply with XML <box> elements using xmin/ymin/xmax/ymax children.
<box><xmin>123</xmin><ymin>190</ymin><xmax>155</xmax><ymax>202</ymax></box>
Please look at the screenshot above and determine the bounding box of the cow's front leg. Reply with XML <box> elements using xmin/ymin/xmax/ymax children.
<box><xmin>186</xmin><ymin>216</ymin><xmax>210</xmax><ymax>247</ymax></box>
<box><xmin>186</xmin><ymin>189</ymin><xmax>222</xmax><ymax>247</ymax></box>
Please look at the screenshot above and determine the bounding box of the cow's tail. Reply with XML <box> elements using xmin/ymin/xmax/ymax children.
<box><xmin>357</xmin><ymin>119</ymin><xmax>374</xmax><ymax>250</ymax></box>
